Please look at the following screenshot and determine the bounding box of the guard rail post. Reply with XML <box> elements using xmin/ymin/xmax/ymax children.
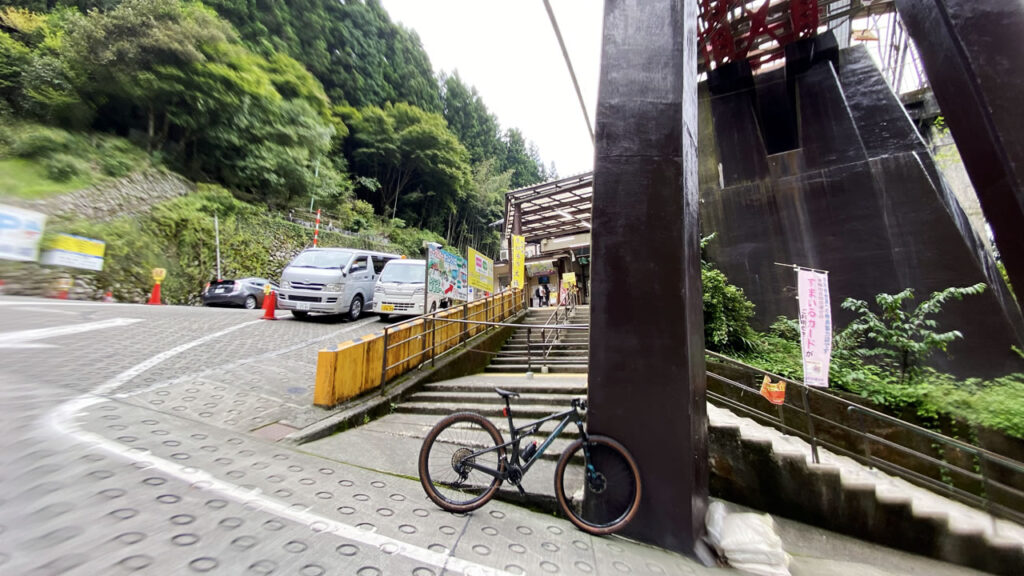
<box><xmin>430</xmin><ymin>314</ymin><xmax>437</xmax><ymax>368</ymax></box>
<box><xmin>379</xmin><ymin>327</ymin><xmax>390</xmax><ymax>389</ymax></box>
<box><xmin>800</xmin><ymin>387</ymin><xmax>821</xmax><ymax>464</ymax></box>
<box><xmin>526</xmin><ymin>326</ymin><xmax>533</xmax><ymax>378</ymax></box>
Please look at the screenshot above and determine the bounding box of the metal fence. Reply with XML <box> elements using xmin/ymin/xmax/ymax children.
<box><xmin>705</xmin><ymin>350</ymin><xmax>1024</xmax><ymax>526</ymax></box>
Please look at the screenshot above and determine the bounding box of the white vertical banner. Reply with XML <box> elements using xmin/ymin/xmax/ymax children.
<box><xmin>798</xmin><ymin>269</ymin><xmax>833</xmax><ymax>388</ymax></box>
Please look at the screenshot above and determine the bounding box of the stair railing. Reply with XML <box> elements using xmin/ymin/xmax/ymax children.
<box><xmin>705</xmin><ymin>350</ymin><xmax>1024</xmax><ymax>526</ymax></box>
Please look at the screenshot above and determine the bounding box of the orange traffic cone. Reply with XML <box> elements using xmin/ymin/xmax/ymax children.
<box><xmin>103</xmin><ymin>291</ymin><xmax>114</xmax><ymax>303</ymax></box>
<box><xmin>261</xmin><ymin>290</ymin><xmax>277</xmax><ymax>320</ymax></box>
<box><xmin>148</xmin><ymin>282</ymin><xmax>162</xmax><ymax>305</ymax></box>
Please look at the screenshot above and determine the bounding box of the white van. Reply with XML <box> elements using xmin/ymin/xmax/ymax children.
<box><xmin>372</xmin><ymin>259</ymin><xmax>426</xmax><ymax>321</ymax></box>
<box><xmin>277</xmin><ymin>248</ymin><xmax>400</xmax><ymax>320</ymax></box>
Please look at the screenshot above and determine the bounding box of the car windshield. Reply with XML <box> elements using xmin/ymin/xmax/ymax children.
<box><xmin>380</xmin><ymin>262</ymin><xmax>425</xmax><ymax>283</ymax></box>
<box><xmin>289</xmin><ymin>250</ymin><xmax>352</xmax><ymax>269</ymax></box>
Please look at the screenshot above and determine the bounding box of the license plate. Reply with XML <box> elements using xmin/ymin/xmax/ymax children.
<box><xmin>297</xmin><ymin>302</ymin><xmax>311</xmax><ymax>311</ymax></box>
<box><xmin>215</xmin><ymin>288</ymin><xmax>226</xmax><ymax>293</ymax></box>
<box><xmin>381</xmin><ymin>304</ymin><xmax>395</xmax><ymax>312</ymax></box>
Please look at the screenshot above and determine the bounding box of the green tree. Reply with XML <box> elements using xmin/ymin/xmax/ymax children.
<box><xmin>501</xmin><ymin>127</ymin><xmax>544</xmax><ymax>189</ymax></box>
<box><xmin>346</xmin><ymin>102</ymin><xmax>470</xmax><ymax>229</ymax></box>
<box><xmin>440</xmin><ymin>71</ymin><xmax>502</xmax><ymax>165</ymax></box>
<box><xmin>838</xmin><ymin>283</ymin><xmax>987</xmax><ymax>384</ymax></box>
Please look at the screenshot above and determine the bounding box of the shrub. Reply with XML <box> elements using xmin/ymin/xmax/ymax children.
<box><xmin>43</xmin><ymin>152</ymin><xmax>86</xmax><ymax>181</ymax></box>
<box><xmin>11</xmin><ymin>125</ymin><xmax>73</xmax><ymax>158</ymax></box>
<box><xmin>702</xmin><ymin>267</ymin><xmax>756</xmax><ymax>352</ymax></box>
<box><xmin>838</xmin><ymin>283</ymin><xmax>987</xmax><ymax>384</ymax></box>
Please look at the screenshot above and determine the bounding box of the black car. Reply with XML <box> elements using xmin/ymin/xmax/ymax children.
<box><xmin>201</xmin><ymin>278</ymin><xmax>277</xmax><ymax>309</ymax></box>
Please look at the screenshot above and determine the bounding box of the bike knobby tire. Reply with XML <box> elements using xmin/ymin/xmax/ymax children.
<box><xmin>419</xmin><ymin>412</ymin><xmax>506</xmax><ymax>512</ymax></box>
<box><xmin>554</xmin><ymin>435</ymin><xmax>642</xmax><ymax>535</ymax></box>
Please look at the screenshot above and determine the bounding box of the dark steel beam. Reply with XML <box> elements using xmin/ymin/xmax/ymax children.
<box><xmin>589</xmin><ymin>0</ymin><xmax>710</xmax><ymax>558</ymax></box>
<box><xmin>896</xmin><ymin>0</ymin><xmax>1024</xmax><ymax>324</ymax></box>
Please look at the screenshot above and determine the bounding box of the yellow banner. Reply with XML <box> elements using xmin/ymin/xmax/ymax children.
<box><xmin>563</xmin><ymin>272</ymin><xmax>577</xmax><ymax>286</ymax></box>
<box><xmin>50</xmin><ymin>233</ymin><xmax>105</xmax><ymax>257</ymax></box>
<box><xmin>511</xmin><ymin>235</ymin><xmax>525</xmax><ymax>289</ymax></box>
<box><xmin>467</xmin><ymin>247</ymin><xmax>494</xmax><ymax>293</ymax></box>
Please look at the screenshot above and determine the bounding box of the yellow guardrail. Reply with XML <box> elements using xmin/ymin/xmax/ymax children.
<box><xmin>314</xmin><ymin>289</ymin><xmax>525</xmax><ymax>408</ymax></box>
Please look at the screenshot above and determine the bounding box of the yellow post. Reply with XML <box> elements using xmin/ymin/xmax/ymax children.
<box><xmin>313</xmin><ymin>349</ymin><xmax>338</xmax><ymax>407</ymax></box>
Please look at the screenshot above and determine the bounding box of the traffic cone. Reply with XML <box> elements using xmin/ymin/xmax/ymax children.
<box><xmin>261</xmin><ymin>290</ymin><xmax>277</xmax><ymax>320</ymax></box>
<box><xmin>148</xmin><ymin>282</ymin><xmax>162</xmax><ymax>305</ymax></box>
<box><xmin>103</xmin><ymin>291</ymin><xmax>114</xmax><ymax>303</ymax></box>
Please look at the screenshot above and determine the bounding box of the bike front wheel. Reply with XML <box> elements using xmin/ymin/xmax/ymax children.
<box><xmin>419</xmin><ymin>412</ymin><xmax>506</xmax><ymax>512</ymax></box>
<box><xmin>554</xmin><ymin>435</ymin><xmax>642</xmax><ymax>535</ymax></box>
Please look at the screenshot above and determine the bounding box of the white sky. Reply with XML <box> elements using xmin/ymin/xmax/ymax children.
<box><xmin>379</xmin><ymin>0</ymin><xmax>604</xmax><ymax>178</ymax></box>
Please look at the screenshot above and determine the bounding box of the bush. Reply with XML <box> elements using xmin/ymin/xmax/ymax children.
<box><xmin>43</xmin><ymin>152</ymin><xmax>86</xmax><ymax>181</ymax></box>
<box><xmin>702</xmin><ymin>267</ymin><xmax>756</xmax><ymax>352</ymax></box>
<box><xmin>11</xmin><ymin>125</ymin><xmax>73</xmax><ymax>158</ymax></box>
<box><xmin>99</xmin><ymin>151</ymin><xmax>135</xmax><ymax>177</ymax></box>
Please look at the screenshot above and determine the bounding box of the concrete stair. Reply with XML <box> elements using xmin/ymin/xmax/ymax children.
<box><xmin>486</xmin><ymin>306</ymin><xmax>590</xmax><ymax>374</ymax></box>
<box><xmin>374</xmin><ymin>369</ymin><xmax>1024</xmax><ymax>574</ymax></box>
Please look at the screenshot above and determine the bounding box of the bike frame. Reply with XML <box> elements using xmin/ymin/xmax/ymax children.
<box><xmin>459</xmin><ymin>402</ymin><xmax>587</xmax><ymax>481</ymax></box>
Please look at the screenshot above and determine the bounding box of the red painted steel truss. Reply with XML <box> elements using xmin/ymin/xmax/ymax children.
<box><xmin>698</xmin><ymin>0</ymin><xmax>820</xmax><ymax>72</ymax></box>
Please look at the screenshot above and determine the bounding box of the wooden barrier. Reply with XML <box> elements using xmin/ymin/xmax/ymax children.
<box><xmin>314</xmin><ymin>289</ymin><xmax>524</xmax><ymax>407</ymax></box>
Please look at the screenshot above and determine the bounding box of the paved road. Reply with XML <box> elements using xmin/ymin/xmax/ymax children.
<box><xmin>0</xmin><ymin>297</ymin><xmax>704</xmax><ymax>575</ymax></box>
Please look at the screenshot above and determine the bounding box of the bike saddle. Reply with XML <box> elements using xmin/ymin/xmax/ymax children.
<box><xmin>494</xmin><ymin>387</ymin><xmax>520</xmax><ymax>399</ymax></box>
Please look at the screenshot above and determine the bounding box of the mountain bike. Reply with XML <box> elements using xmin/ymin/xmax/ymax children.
<box><xmin>417</xmin><ymin>388</ymin><xmax>642</xmax><ymax>535</ymax></box>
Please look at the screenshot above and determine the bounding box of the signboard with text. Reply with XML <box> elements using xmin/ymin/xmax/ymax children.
<box><xmin>41</xmin><ymin>233</ymin><xmax>106</xmax><ymax>271</ymax></box>
<box><xmin>426</xmin><ymin>243</ymin><xmax>468</xmax><ymax>313</ymax></box>
<box><xmin>0</xmin><ymin>204</ymin><xmax>46</xmax><ymax>262</ymax></box>
<box><xmin>511</xmin><ymin>235</ymin><xmax>525</xmax><ymax>289</ymax></box>
<box><xmin>798</xmin><ymin>269</ymin><xmax>833</xmax><ymax>387</ymax></box>
<box><xmin>467</xmin><ymin>247</ymin><xmax>493</xmax><ymax>294</ymax></box>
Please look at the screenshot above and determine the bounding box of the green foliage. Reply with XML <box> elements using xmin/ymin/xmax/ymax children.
<box><xmin>0</xmin><ymin>121</ymin><xmax>151</xmax><ymax>196</ymax></box>
<box><xmin>52</xmin><ymin>185</ymin><xmax>393</xmax><ymax>304</ymax></box>
<box><xmin>42</xmin><ymin>151</ymin><xmax>85</xmax><ymax>180</ymax></box>
<box><xmin>837</xmin><ymin>283</ymin><xmax>987</xmax><ymax>384</ymax></box>
<box><xmin>702</xmin><ymin>267</ymin><xmax>757</xmax><ymax>351</ymax></box>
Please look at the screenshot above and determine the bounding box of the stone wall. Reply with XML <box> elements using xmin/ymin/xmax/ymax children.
<box><xmin>3</xmin><ymin>170</ymin><xmax>194</xmax><ymax>221</ymax></box>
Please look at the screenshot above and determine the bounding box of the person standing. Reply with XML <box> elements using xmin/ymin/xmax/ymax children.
<box><xmin>542</xmin><ymin>283</ymin><xmax>551</xmax><ymax>307</ymax></box>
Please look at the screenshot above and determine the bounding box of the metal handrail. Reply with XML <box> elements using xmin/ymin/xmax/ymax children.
<box><xmin>705</xmin><ymin>350</ymin><xmax>1024</xmax><ymax>525</ymax></box>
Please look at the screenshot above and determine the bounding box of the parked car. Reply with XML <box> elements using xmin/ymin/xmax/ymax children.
<box><xmin>276</xmin><ymin>248</ymin><xmax>401</xmax><ymax>320</ymax></box>
<box><xmin>372</xmin><ymin>259</ymin><xmax>426</xmax><ymax>321</ymax></box>
<box><xmin>201</xmin><ymin>278</ymin><xmax>277</xmax><ymax>309</ymax></box>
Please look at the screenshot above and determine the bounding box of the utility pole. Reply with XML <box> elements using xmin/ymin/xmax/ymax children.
<box><xmin>214</xmin><ymin>214</ymin><xmax>222</xmax><ymax>281</ymax></box>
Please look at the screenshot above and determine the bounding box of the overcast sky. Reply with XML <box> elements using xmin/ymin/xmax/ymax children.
<box><xmin>379</xmin><ymin>0</ymin><xmax>604</xmax><ymax>178</ymax></box>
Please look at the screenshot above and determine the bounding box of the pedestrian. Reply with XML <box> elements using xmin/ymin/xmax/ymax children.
<box><xmin>542</xmin><ymin>283</ymin><xmax>551</xmax><ymax>306</ymax></box>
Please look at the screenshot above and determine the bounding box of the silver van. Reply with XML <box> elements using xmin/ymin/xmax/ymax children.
<box><xmin>277</xmin><ymin>248</ymin><xmax>400</xmax><ymax>320</ymax></box>
<box><xmin>372</xmin><ymin>259</ymin><xmax>426</xmax><ymax>321</ymax></box>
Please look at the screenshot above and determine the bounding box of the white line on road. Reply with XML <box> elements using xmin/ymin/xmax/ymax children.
<box><xmin>0</xmin><ymin>317</ymin><xmax>143</xmax><ymax>348</ymax></box>
<box><xmin>47</xmin><ymin>317</ymin><xmax>512</xmax><ymax>576</ymax></box>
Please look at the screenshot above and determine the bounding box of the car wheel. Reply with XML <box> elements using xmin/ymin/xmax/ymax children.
<box><xmin>244</xmin><ymin>295</ymin><xmax>258</xmax><ymax>309</ymax></box>
<box><xmin>291</xmin><ymin>310</ymin><xmax>309</xmax><ymax>319</ymax></box>
<box><xmin>348</xmin><ymin>295</ymin><xmax>363</xmax><ymax>321</ymax></box>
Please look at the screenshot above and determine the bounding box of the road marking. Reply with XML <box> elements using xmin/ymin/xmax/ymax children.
<box><xmin>48</xmin><ymin>317</ymin><xmax>512</xmax><ymax>576</ymax></box>
<box><xmin>0</xmin><ymin>317</ymin><xmax>143</xmax><ymax>348</ymax></box>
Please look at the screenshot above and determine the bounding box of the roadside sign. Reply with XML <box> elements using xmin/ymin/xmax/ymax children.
<box><xmin>41</xmin><ymin>233</ymin><xmax>106</xmax><ymax>271</ymax></box>
<box><xmin>152</xmin><ymin>268</ymin><xmax>167</xmax><ymax>283</ymax></box>
<box><xmin>0</xmin><ymin>204</ymin><xmax>46</xmax><ymax>262</ymax></box>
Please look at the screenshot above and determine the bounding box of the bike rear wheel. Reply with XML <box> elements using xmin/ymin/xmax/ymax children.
<box><xmin>419</xmin><ymin>412</ymin><xmax>506</xmax><ymax>512</ymax></box>
<box><xmin>554</xmin><ymin>435</ymin><xmax>641</xmax><ymax>535</ymax></box>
